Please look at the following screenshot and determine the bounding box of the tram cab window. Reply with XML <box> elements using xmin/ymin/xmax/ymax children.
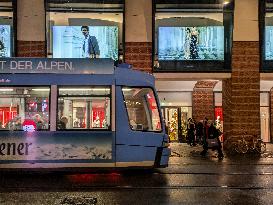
<box><xmin>122</xmin><ymin>87</ymin><xmax>162</xmax><ymax>132</ymax></box>
<box><xmin>0</xmin><ymin>87</ymin><xmax>50</xmax><ymax>131</ymax></box>
<box><xmin>57</xmin><ymin>87</ymin><xmax>111</xmax><ymax>130</ymax></box>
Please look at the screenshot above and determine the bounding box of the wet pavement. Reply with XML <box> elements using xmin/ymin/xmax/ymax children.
<box><xmin>1</xmin><ymin>143</ymin><xmax>273</xmax><ymax>204</ymax></box>
<box><xmin>170</xmin><ymin>142</ymin><xmax>273</xmax><ymax>165</ymax></box>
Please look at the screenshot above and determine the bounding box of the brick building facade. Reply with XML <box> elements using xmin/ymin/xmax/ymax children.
<box><xmin>6</xmin><ymin>0</ymin><xmax>270</xmax><ymax>148</ymax></box>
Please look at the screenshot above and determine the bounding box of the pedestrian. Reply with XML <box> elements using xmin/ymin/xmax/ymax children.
<box><xmin>187</xmin><ymin>118</ymin><xmax>196</xmax><ymax>146</ymax></box>
<box><xmin>200</xmin><ymin>120</ymin><xmax>224</xmax><ymax>159</ymax></box>
<box><xmin>196</xmin><ymin>120</ymin><xmax>204</xmax><ymax>145</ymax></box>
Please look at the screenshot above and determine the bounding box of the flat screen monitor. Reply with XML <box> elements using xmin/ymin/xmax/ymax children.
<box><xmin>158</xmin><ymin>26</ymin><xmax>224</xmax><ymax>61</ymax></box>
<box><xmin>0</xmin><ymin>25</ymin><xmax>11</xmax><ymax>57</ymax></box>
<box><xmin>265</xmin><ymin>26</ymin><xmax>273</xmax><ymax>60</ymax></box>
<box><xmin>52</xmin><ymin>26</ymin><xmax>118</xmax><ymax>60</ymax></box>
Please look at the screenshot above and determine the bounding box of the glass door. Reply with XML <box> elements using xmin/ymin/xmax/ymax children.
<box><xmin>165</xmin><ymin>108</ymin><xmax>179</xmax><ymax>142</ymax></box>
<box><xmin>214</xmin><ymin>107</ymin><xmax>223</xmax><ymax>142</ymax></box>
<box><xmin>180</xmin><ymin>107</ymin><xmax>192</xmax><ymax>143</ymax></box>
<box><xmin>162</xmin><ymin>107</ymin><xmax>192</xmax><ymax>143</ymax></box>
<box><xmin>260</xmin><ymin>107</ymin><xmax>270</xmax><ymax>142</ymax></box>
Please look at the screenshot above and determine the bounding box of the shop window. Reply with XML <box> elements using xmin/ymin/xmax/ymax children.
<box><xmin>57</xmin><ymin>86</ymin><xmax>111</xmax><ymax>130</ymax></box>
<box><xmin>260</xmin><ymin>92</ymin><xmax>270</xmax><ymax>142</ymax></box>
<box><xmin>46</xmin><ymin>0</ymin><xmax>124</xmax><ymax>62</ymax></box>
<box><xmin>153</xmin><ymin>0</ymin><xmax>234</xmax><ymax>72</ymax></box>
<box><xmin>261</xmin><ymin>0</ymin><xmax>273</xmax><ymax>70</ymax></box>
<box><xmin>0</xmin><ymin>0</ymin><xmax>16</xmax><ymax>57</ymax></box>
<box><xmin>0</xmin><ymin>87</ymin><xmax>50</xmax><ymax>131</ymax></box>
<box><xmin>122</xmin><ymin>87</ymin><xmax>162</xmax><ymax>132</ymax></box>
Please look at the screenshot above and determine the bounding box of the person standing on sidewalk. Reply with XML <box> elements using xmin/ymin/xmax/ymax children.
<box><xmin>188</xmin><ymin>118</ymin><xmax>196</xmax><ymax>146</ymax></box>
<box><xmin>200</xmin><ymin>120</ymin><xmax>224</xmax><ymax>159</ymax></box>
<box><xmin>196</xmin><ymin>120</ymin><xmax>204</xmax><ymax>145</ymax></box>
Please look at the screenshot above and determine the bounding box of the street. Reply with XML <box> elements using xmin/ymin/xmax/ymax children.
<box><xmin>1</xmin><ymin>143</ymin><xmax>273</xmax><ymax>205</ymax></box>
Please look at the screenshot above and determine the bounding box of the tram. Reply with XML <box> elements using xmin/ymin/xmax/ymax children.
<box><xmin>0</xmin><ymin>58</ymin><xmax>170</xmax><ymax>170</ymax></box>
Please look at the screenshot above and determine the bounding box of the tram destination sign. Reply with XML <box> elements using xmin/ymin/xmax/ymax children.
<box><xmin>0</xmin><ymin>58</ymin><xmax>114</xmax><ymax>74</ymax></box>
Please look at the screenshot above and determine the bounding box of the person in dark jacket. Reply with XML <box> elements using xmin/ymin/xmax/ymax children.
<box><xmin>196</xmin><ymin>120</ymin><xmax>204</xmax><ymax>144</ymax></box>
<box><xmin>187</xmin><ymin>118</ymin><xmax>196</xmax><ymax>146</ymax></box>
<box><xmin>200</xmin><ymin>121</ymin><xmax>223</xmax><ymax>159</ymax></box>
<box><xmin>81</xmin><ymin>26</ymin><xmax>100</xmax><ymax>58</ymax></box>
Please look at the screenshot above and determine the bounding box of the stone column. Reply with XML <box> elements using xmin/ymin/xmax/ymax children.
<box><xmin>125</xmin><ymin>0</ymin><xmax>152</xmax><ymax>72</ymax></box>
<box><xmin>17</xmin><ymin>0</ymin><xmax>46</xmax><ymax>57</ymax></box>
<box><xmin>192</xmin><ymin>81</ymin><xmax>218</xmax><ymax>123</ymax></box>
<box><xmin>224</xmin><ymin>0</ymin><xmax>260</xmax><ymax>148</ymax></box>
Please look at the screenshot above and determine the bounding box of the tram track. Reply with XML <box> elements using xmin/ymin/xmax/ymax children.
<box><xmin>1</xmin><ymin>171</ymin><xmax>273</xmax><ymax>192</ymax></box>
<box><xmin>0</xmin><ymin>184</ymin><xmax>272</xmax><ymax>192</ymax></box>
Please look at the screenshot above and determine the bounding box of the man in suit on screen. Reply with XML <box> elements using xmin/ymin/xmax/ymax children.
<box><xmin>81</xmin><ymin>26</ymin><xmax>100</xmax><ymax>58</ymax></box>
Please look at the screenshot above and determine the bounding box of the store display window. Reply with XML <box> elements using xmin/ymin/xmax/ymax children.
<box><xmin>261</xmin><ymin>0</ymin><xmax>273</xmax><ymax>70</ymax></box>
<box><xmin>46</xmin><ymin>0</ymin><xmax>124</xmax><ymax>62</ymax></box>
<box><xmin>0</xmin><ymin>0</ymin><xmax>16</xmax><ymax>57</ymax></box>
<box><xmin>57</xmin><ymin>86</ymin><xmax>111</xmax><ymax>130</ymax></box>
<box><xmin>260</xmin><ymin>92</ymin><xmax>270</xmax><ymax>142</ymax></box>
<box><xmin>153</xmin><ymin>0</ymin><xmax>234</xmax><ymax>72</ymax></box>
<box><xmin>0</xmin><ymin>87</ymin><xmax>50</xmax><ymax>131</ymax></box>
<box><xmin>122</xmin><ymin>87</ymin><xmax>162</xmax><ymax>132</ymax></box>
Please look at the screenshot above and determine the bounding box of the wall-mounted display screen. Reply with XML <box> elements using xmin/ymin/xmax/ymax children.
<box><xmin>52</xmin><ymin>26</ymin><xmax>118</xmax><ymax>60</ymax></box>
<box><xmin>0</xmin><ymin>25</ymin><xmax>11</xmax><ymax>57</ymax></box>
<box><xmin>265</xmin><ymin>26</ymin><xmax>273</xmax><ymax>60</ymax></box>
<box><xmin>158</xmin><ymin>26</ymin><xmax>224</xmax><ymax>60</ymax></box>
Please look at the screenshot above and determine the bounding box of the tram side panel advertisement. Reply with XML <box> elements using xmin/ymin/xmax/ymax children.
<box><xmin>52</xmin><ymin>26</ymin><xmax>118</xmax><ymax>60</ymax></box>
<box><xmin>0</xmin><ymin>132</ymin><xmax>112</xmax><ymax>163</ymax></box>
<box><xmin>0</xmin><ymin>25</ymin><xmax>11</xmax><ymax>57</ymax></box>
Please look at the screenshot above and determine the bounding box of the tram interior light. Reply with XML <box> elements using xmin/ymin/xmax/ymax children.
<box><xmin>0</xmin><ymin>88</ymin><xmax>13</xmax><ymax>92</ymax></box>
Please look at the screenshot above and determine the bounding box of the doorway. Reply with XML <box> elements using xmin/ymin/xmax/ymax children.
<box><xmin>162</xmin><ymin>106</ymin><xmax>192</xmax><ymax>143</ymax></box>
<box><xmin>260</xmin><ymin>107</ymin><xmax>270</xmax><ymax>142</ymax></box>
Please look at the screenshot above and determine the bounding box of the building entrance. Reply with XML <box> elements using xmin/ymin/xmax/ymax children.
<box><xmin>162</xmin><ymin>106</ymin><xmax>192</xmax><ymax>143</ymax></box>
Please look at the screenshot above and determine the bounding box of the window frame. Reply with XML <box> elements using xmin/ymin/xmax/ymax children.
<box><xmin>259</xmin><ymin>0</ymin><xmax>273</xmax><ymax>72</ymax></box>
<box><xmin>152</xmin><ymin>0</ymin><xmax>234</xmax><ymax>73</ymax></box>
<box><xmin>56</xmin><ymin>85</ymin><xmax>112</xmax><ymax>131</ymax></box>
<box><xmin>122</xmin><ymin>86</ymin><xmax>163</xmax><ymax>133</ymax></box>
<box><xmin>0</xmin><ymin>0</ymin><xmax>17</xmax><ymax>57</ymax></box>
<box><xmin>45</xmin><ymin>0</ymin><xmax>125</xmax><ymax>64</ymax></box>
<box><xmin>0</xmin><ymin>85</ymin><xmax>51</xmax><ymax>131</ymax></box>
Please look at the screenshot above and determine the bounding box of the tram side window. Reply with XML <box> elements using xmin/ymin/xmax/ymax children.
<box><xmin>0</xmin><ymin>87</ymin><xmax>50</xmax><ymax>131</ymax></box>
<box><xmin>57</xmin><ymin>87</ymin><xmax>111</xmax><ymax>130</ymax></box>
<box><xmin>122</xmin><ymin>87</ymin><xmax>162</xmax><ymax>132</ymax></box>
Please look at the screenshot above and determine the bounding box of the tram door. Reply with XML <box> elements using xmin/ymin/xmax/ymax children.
<box><xmin>162</xmin><ymin>107</ymin><xmax>190</xmax><ymax>143</ymax></box>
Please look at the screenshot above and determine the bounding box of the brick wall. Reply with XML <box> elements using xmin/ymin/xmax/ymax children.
<box><xmin>125</xmin><ymin>42</ymin><xmax>152</xmax><ymax>72</ymax></box>
<box><xmin>192</xmin><ymin>81</ymin><xmax>218</xmax><ymax>122</ymax></box>
<box><xmin>222</xmin><ymin>78</ymin><xmax>232</xmax><ymax>138</ymax></box>
<box><xmin>231</xmin><ymin>41</ymin><xmax>260</xmax><ymax>137</ymax></box>
<box><xmin>17</xmin><ymin>41</ymin><xmax>46</xmax><ymax>57</ymax></box>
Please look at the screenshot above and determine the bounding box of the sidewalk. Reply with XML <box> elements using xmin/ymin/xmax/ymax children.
<box><xmin>169</xmin><ymin>142</ymin><xmax>273</xmax><ymax>165</ymax></box>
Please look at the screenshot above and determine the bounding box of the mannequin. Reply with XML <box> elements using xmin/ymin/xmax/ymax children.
<box><xmin>215</xmin><ymin>116</ymin><xmax>222</xmax><ymax>132</ymax></box>
<box><xmin>93</xmin><ymin>116</ymin><xmax>100</xmax><ymax>128</ymax></box>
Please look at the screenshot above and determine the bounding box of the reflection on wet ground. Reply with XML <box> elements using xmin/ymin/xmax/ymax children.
<box><xmin>1</xmin><ymin>143</ymin><xmax>273</xmax><ymax>204</ymax></box>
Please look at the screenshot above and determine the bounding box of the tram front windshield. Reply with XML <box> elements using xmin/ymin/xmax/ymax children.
<box><xmin>122</xmin><ymin>87</ymin><xmax>162</xmax><ymax>132</ymax></box>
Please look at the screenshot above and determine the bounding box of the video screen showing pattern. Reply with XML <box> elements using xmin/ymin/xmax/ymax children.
<box><xmin>0</xmin><ymin>25</ymin><xmax>11</xmax><ymax>57</ymax></box>
<box><xmin>265</xmin><ymin>26</ymin><xmax>273</xmax><ymax>60</ymax></box>
<box><xmin>53</xmin><ymin>26</ymin><xmax>118</xmax><ymax>60</ymax></box>
<box><xmin>158</xmin><ymin>26</ymin><xmax>224</xmax><ymax>60</ymax></box>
